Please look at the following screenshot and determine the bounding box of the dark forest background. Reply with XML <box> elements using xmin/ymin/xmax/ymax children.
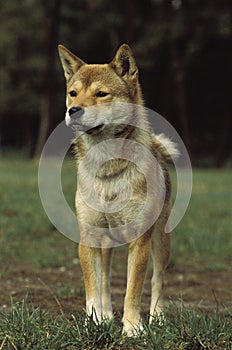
<box><xmin>0</xmin><ymin>0</ymin><xmax>231</xmax><ymax>166</ymax></box>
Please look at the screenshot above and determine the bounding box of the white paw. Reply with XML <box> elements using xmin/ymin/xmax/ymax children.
<box><xmin>122</xmin><ymin>319</ymin><xmax>144</xmax><ymax>337</ymax></box>
<box><xmin>102</xmin><ymin>310</ymin><xmax>113</xmax><ymax>321</ymax></box>
<box><xmin>149</xmin><ymin>311</ymin><xmax>165</xmax><ymax>325</ymax></box>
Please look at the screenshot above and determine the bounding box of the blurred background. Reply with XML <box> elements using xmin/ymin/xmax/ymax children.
<box><xmin>0</xmin><ymin>0</ymin><xmax>231</xmax><ymax>166</ymax></box>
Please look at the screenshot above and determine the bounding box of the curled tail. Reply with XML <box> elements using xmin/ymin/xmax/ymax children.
<box><xmin>154</xmin><ymin>133</ymin><xmax>180</xmax><ymax>161</ymax></box>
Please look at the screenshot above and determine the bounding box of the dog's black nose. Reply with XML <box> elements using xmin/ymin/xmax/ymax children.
<box><xmin>69</xmin><ymin>106</ymin><xmax>84</xmax><ymax>118</ymax></box>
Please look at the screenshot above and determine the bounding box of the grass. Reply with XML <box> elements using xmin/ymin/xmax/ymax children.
<box><xmin>1</xmin><ymin>157</ymin><xmax>231</xmax><ymax>268</ymax></box>
<box><xmin>0</xmin><ymin>299</ymin><xmax>231</xmax><ymax>349</ymax></box>
<box><xmin>0</xmin><ymin>156</ymin><xmax>77</xmax><ymax>269</ymax></box>
<box><xmin>171</xmin><ymin>168</ymin><xmax>232</xmax><ymax>265</ymax></box>
<box><xmin>1</xmin><ymin>303</ymin><xmax>230</xmax><ymax>350</ymax></box>
<box><xmin>0</xmin><ymin>155</ymin><xmax>232</xmax><ymax>349</ymax></box>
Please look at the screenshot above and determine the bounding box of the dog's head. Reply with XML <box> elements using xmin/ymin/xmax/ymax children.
<box><xmin>58</xmin><ymin>44</ymin><xmax>143</xmax><ymax>134</ymax></box>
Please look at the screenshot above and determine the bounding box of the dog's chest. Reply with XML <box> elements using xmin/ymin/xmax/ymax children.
<box><xmin>84</xmin><ymin>160</ymin><xmax>146</xmax><ymax>200</ymax></box>
<box><xmin>95</xmin><ymin>175</ymin><xmax>134</xmax><ymax>204</ymax></box>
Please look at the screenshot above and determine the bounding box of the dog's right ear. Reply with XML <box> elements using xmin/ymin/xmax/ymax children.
<box><xmin>58</xmin><ymin>45</ymin><xmax>85</xmax><ymax>81</ymax></box>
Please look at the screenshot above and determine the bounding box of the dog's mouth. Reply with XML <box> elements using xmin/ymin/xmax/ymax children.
<box><xmin>71</xmin><ymin>122</ymin><xmax>105</xmax><ymax>134</ymax></box>
<box><xmin>86</xmin><ymin>124</ymin><xmax>105</xmax><ymax>134</ymax></box>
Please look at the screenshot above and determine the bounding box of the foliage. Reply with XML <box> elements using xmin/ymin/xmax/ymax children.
<box><xmin>0</xmin><ymin>1</ymin><xmax>231</xmax><ymax>163</ymax></box>
<box><xmin>0</xmin><ymin>0</ymin><xmax>43</xmax><ymax>114</ymax></box>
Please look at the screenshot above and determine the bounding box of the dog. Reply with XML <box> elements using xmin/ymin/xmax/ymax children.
<box><xmin>58</xmin><ymin>43</ymin><xmax>178</xmax><ymax>336</ymax></box>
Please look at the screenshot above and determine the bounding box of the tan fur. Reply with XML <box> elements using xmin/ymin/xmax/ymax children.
<box><xmin>58</xmin><ymin>44</ymin><xmax>176</xmax><ymax>336</ymax></box>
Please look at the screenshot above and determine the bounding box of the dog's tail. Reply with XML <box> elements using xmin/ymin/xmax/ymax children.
<box><xmin>155</xmin><ymin>133</ymin><xmax>180</xmax><ymax>161</ymax></box>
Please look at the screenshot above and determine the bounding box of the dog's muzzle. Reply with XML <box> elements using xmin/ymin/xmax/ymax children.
<box><xmin>67</xmin><ymin>106</ymin><xmax>105</xmax><ymax>134</ymax></box>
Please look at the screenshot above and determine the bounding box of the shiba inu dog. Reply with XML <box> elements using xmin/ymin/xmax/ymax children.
<box><xmin>58</xmin><ymin>43</ymin><xmax>178</xmax><ymax>336</ymax></box>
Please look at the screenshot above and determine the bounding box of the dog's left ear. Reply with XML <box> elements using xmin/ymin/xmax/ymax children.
<box><xmin>110</xmin><ymin>44</ymin><xmax>138</xmax><ymax>84</ymax></box>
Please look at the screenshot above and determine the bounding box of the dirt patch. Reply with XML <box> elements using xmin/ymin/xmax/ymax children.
<box><xmin>0</xmin><ymin>260</ymin><xmax>231</xmax><ymax>317</ymax></box>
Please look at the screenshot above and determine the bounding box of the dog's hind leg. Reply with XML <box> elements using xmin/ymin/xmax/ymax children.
<box><xmin>149</xmin><ymin>217</ymin><xmax>171</xmax><ymax>322</ymax></box>
<box><xmin>101</xmin><ymin>248</ymin><xmax>114</xmax><ymax>319</ymax></box>
<box><xmin>78</xmin><ymin>245</ymin><xmax>102</xmax><ymax>322</ymax></box>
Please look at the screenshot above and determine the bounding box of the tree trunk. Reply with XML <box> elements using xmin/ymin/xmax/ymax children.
<box><xmin>216</xmin><ymin>8</ymin><xmax>232</xmax><ymax>167</ymax></box>
<box><xmin>124</xmin><ymin>0</ymin><xmax>134</xmax><ymax>45</ymax></box>
<box><xmin>215</xmin><ymin>113</ymin><xmax>231</xmax><ymax>168</ymax></box>
<box><xmin>171</xmin><ymin>43</ymin><xmax>192</xmax><ymax>155</ymax></box>
<box><xmin>34</xmin><ymin>0</ymin><xmax>61</xmax><ymax>157</ymax></box>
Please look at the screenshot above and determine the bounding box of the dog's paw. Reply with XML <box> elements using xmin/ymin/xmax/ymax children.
<box><xmin>149</xmin><ymin>311</ymin><xmax>165</xmax><ymax>325</ymax></box>
<box><xmin>122</xmin><ymin>319</ymin><xmax>144</xmax><ymax>337</ymax></box>
<box><xmin>102</xmin><ymin>310</ymin><xmax>113</xmax><ymax>321</ymax></box>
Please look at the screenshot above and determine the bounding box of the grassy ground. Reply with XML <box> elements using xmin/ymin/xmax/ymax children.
<box><xmin>0</xmin><ymin>155</ymin><xmax>231</xmax><ymax>349</ymax></box>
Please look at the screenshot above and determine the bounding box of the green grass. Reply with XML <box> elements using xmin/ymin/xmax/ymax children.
<box><xmin>0</xmin><ymin>156</ymin><xmax>77</xmax><ymax>269</ymax></box>
<box><xmin>0</xmin><ymin>156</ymin><xmax>232</xmax><ymax>349</ymax></box>
<box><xmin>0</xmin><ymin>299</ymin><xmax>231</xmax><ymax>350</ymax></box>
<box><xmin>1</xmin><ymin>157</ymin><xmax>231</xmax><ymax>268</ymax></box>
<box><xmin>171</xmin><ymin>168</ymin><xmax>232</xmax><ymax>266</ymax></box>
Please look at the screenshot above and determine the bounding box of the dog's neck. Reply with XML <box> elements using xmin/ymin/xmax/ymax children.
<box><xmin>74</xmin><ymin>124</ymin><xmax>154</xmax><ymax>182</ymax></box>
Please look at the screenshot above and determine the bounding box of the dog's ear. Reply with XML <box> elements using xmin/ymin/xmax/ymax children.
<box><xmin>110</xmin><ymin>44</ymin><xmax>138</xmax><ymax>84</ymax></box>
<box><xmin>58</xmin><ymin>45</ymin><xmax>85</xmax><ymax>81</ymax></box>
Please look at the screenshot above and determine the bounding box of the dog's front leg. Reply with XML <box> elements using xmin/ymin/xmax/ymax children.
<box><xmin>79</xmin><ymin>244</ymin><xmax>102</xmax><ymax>322</ymax></box>
<box><xmin>101</xmin><ymin>248</ymin><xmax>113</xmax><ymax>319</ymax></box>
<box><xmin>122</xmin><ymin>233</ymin><xmax>152</xmax><ymax>336</ymax></box>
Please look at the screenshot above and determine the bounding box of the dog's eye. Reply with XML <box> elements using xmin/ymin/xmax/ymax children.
<box><xmin>96</xmin><ymin>91</ymin><xmax>109</xmax><ymax>98</ymax></box>
<box><xmin>69</xmin><ymin>90</ymin><xmax>77</xmax><ymax>97</ymax></box>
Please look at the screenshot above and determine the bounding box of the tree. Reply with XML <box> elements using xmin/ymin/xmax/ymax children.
<box><xmin>34</xmin><ymin>0</ymin><xmax>61</xmax><ymax>157</ymax></box>
<box><xmin>0</xmin><ymin>0</ymin><xmax>231</xmax><ymax>164</ymax></box>
<box><xmin>0</xmin><ymin>0</ymin><xmax>43</xmax><ymax>155</ymax></box>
